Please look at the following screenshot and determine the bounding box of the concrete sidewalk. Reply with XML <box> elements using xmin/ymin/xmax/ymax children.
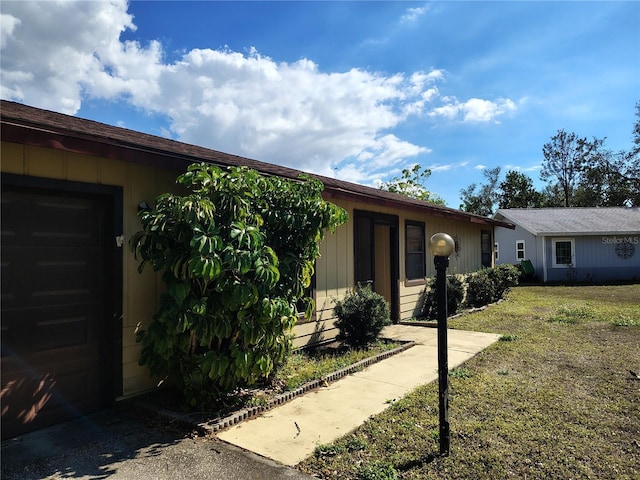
<box><xmin>217</xmin><ymin>325</ymin><xmax>501</xmax><ymax>466</ymax></box>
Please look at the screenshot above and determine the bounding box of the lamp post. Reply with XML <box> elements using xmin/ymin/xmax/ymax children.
<box><xmin>428</xmin><ymin>232</ymin><xmax>455</xmax><ymax>456</ymax></box>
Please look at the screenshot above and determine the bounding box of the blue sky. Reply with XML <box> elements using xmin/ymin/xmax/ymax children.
<box><xmin>2</xmin><ymin>1</ymin><xmax>638</xmax><ymax>208</ymax></box>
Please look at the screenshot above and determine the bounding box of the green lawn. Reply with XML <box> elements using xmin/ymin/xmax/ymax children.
<box><xmin>297</xmin><ymin>284</ymin><xmax>640</xmax><ymax>479</ymax></box>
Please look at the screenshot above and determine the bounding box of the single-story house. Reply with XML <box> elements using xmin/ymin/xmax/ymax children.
<box><xmin>1</xmin><ymin>100</ymin><xmax>512</xmax><ymax>438</ymax></box>
<box><xmin>494</xmin><ymin>207</ymin><xmax>640</xmax><ymax>283</ymax></box>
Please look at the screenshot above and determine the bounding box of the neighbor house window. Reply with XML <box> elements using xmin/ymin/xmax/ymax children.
<box><xmin>516</xmin><ymin>240</ymin><xmax>526</xmax><ymax>260</ymax></box>
<box><xmin>405</xmin><ymin>221</ymin><xmax>425</xmax><ymax>280</ymax></box>
<box><xmin>552</xmin><ymin>238</ymin><xmax>575</xmax><ymax>268</ymax></box>
<box><xmin>494</xmin><ymin>242</ymin><xmax>499</xmax><ymax>262</ymax></box>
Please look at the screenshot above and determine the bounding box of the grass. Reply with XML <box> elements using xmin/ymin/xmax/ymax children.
<box><xmin>275</xmin><ymin>340</ymin><xmax>402</xmax><ymax>391</ymax></box>
<box><xmin>297</xmin><ymin>285</ymin><xmax>640</xmax><ymax>479</ymax></box>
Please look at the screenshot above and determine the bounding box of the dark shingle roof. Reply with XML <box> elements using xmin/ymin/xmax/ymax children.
<box><xmin>494</xmin><ymin>207</ymin><xmax>640</xmax><ymax>235</ymax></box>
<box><xmin>1</xmin><ymin>100</ymin><xmax>512</xmax><ymax>228</ymax></box>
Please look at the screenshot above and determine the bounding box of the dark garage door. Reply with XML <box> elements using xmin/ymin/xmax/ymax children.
<box><xmin>1</xmin><ymin>180</ymin><xmax>120</xmax><ymax>439</ymax></box>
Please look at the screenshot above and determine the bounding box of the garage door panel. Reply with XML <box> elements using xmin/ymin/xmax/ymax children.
<box><xmin>1</xmin><ymin>182</ymin><xmax>114</xmax><ymax>439</ymax></box>
<box><xmin>1</xmin><ymin>191</ymin><xmax>103</xmax><ymax>248</ymax></box>
<box><xmin>1</xmin><ymin>367</ymin><xmax>100</xmax><ymax>438</ymax></box>
<box><xmin>1</xmin><ymin>303</ymin><xmax>102</xmax><ymax>359</ymax></box>
<box><xmin>1</xmin><ymin>246</ymin><xmax>102</xmax><ymax>310</ymax></box>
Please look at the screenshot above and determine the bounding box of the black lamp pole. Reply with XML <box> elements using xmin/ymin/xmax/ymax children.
<box><xmin>434</xmin><ymin>254</ymin><xmax>450</xmax><ymax>456</ymax></box>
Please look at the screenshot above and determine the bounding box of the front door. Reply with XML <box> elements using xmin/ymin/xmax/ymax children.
<box><xmin>353</xmin><ymin>211</ymin><xmax>399</xmax><ymax>321</ymax></box>
<box><xmin>481</xmin><ymin>230</ymin><xmax>493</xmax><ymax>268</ymax></box>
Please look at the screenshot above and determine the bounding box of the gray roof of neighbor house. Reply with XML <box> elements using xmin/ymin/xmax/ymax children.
<box><xmin>1</xmin><ymin>100</ymin><xmax>513</xmax><ymax>228</ymax></box>
<box><xmin>494</xmin><ymin>207</ymin><xmax>640</xmax><ymax>236</ymax></box>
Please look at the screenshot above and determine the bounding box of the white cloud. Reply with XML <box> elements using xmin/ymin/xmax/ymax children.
<box><xmin>401</xmin><ymin>6</ymin><xmax>428</xmax><ymax>23</ymax></box>
<box><xmin>0</xmin><ymin>13</ymin><xmax>20</xmax><ymax>50</ymax></box>
<box><xmin>428</xmin><ymin>97</ymin><xmax>517</xmax><ymax>123</ymax></box>
<box><xmin>0</xmin><ymin>0</ymin><xmax>145</xmax><ymax>114</ymax></box>
<box><xmin>0</xmin><ymin>0</ymin><xmax>519</xmax><ymax>188</ymax></box>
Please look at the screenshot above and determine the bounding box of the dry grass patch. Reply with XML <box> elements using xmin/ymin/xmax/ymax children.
<box><xmin>298</xmin><ymin>285</ymin><xmax>640</xmax><ymax>480</ymax></box>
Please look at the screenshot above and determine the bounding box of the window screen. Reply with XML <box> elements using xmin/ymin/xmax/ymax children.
<box><xmin>405</xmin><ymin>222</ymin><xmax>425</xmax><ymax>280</ymax></box>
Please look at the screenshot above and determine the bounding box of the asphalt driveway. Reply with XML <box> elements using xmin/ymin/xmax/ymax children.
<box><xmin>1</xmin><ymin>403</ymin><xmax>312</xmax><ymax>480</ymax></box>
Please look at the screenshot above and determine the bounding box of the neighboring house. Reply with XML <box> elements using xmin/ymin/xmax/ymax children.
<box><xmin>494</xmin><ymin>208</ymin><xmax>640</xmax><ymax>283</ymax></box>
<box><xmin>0</xmin><ymin>100</ymin><xmax>512</xmax><ymax>438</ymax></box>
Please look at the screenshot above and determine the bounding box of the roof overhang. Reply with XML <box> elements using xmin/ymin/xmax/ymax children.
<box><xmin>1</xmin><ymin>100</ymin><xmax>514</xmax><ymax>229</ymax></box>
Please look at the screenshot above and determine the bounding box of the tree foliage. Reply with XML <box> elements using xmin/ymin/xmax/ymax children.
<box><xmin>540</xmin><ymin>129</ymin><xmax>602</xmax><ymax>207</ymax></box>
<box><xmin>498</xmin><ymin>170</ymin><xmax>544</xmax><ymax>209</ymax></box>
<box><xmin>458</xmin><ymin>102</ymin><xmax>640</xmax><ymax>211</ymax></box>
<box><xmin>459</xmin><ymin>167</ymin><xmax>501</xmax><ymax>216</ymax></box>
<box><xmin>130</xmin><ymin>163</ymin><xmax>348</xmax><ymax>406</ymax></box>
<box><xmin>573</xmin><ymin>103</ymin><xmax>640</xmax><ymax>207</ymax></box>
<box><xmin>380</xmin><ymin>164</ymin><xmax>446</xmax><ymax>205</ymax></box>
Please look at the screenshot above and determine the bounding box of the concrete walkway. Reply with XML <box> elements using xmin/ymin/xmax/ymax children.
<box><xmin>217</xmin><ymin>325</ymin><xmax>501</xmax><ymax>466</ymax></box>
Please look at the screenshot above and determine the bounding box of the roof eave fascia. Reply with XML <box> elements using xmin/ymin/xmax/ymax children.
<box><xmin>1</xmin><ymin>109</ymin><xmax>516</xmax><ymax>229</ymax></box>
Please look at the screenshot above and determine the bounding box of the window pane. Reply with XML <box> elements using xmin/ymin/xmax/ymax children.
<box><xmin>555</xmin><ymin>241</ymin><xmax>572</xmax><ymax>264</ymax></box>
<box><xmin>406</xmin><ymin>252</ymin><xmax>424</xmax><ymax>279</ymax></box>
<box><xmin>405</xmin><ymin>223</ymin><xmax>425</xmax><ymax>279</ymax></box>
<box><xmin>406</xmin><ymin>225</ymin><xmax>423</xmax><ymax>253</ymax></box>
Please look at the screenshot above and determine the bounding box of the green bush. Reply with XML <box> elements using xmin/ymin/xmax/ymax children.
<box><xmin>334</xmin><ymin>285</ymin><xmax>391</xmax><ymax>349</ymax></box>
<box><xmin>465</xmin><ymin>269</ymin><xmax>496</xmax><ymax>308</ymax></box>
<box><xmin>465</xmin><ymin>264</ymin><xmax>520</xmax><ymax>308</ymax></box>
<box><xmin>489</xmin><ymin>263</ymin><xmax>520</xmax><ymax>300</ymax></box>
<box><xmin>130</xmin><ymin>163</ymin><xmax>348</xmax><ymax>407</ymax></box>
<box><xmin>420</xmin><ymin>275</ymin><xmax>464</xmax><ymax>319</ymax></box>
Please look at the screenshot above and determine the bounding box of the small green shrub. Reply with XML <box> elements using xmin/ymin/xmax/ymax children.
<box><xmin>420</xmin><ymin>275</ymin><xmax>465</xmax><ymax>319</ymax></box>
<box><xmin>334</xmin><ymin>285</ymin><xmax>391</xmax><ymax>349</ymax></box>
<box><xmin>489</xmin><ymin>264</ymin><xmax>520</xmax><ymax>301</ymax></box>
<box><xmin>465</xmin><ymin>269</ymin><xmax>496</xmax><ymax>308</ymax></box>
<box><xmin>465</xmin><ymin>264</ymin><xmax>519</xmax><ymax>308</ymax></box>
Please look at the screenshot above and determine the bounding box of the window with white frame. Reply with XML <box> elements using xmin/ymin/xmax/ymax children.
<box><xmin>494</xmin><ymin>242</ymin><xmax>499</xmax><ymax>262</ymax></box>
<box><xmin>516</xmin><ymin>240</ymin><xmax>525</xmax><ymax>260</ymax></box>
<box><xmin>552</xmin><ymin>238</ymin><xmax>575</xmax><ymax>267</ymax></box>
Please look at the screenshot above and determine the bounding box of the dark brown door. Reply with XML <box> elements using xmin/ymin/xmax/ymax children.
<box><xmin>481</xmin><ymin>230</ymin><xmax>493</xmax><ymax>268</ymax></box>
<box><xmin>1</xmin><ymin>185</ymin><xmax>111</xmax><ymax>439</ymax></box>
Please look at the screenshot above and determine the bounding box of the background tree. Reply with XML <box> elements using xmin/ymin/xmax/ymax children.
<box><xmin>574</xmin><ymin>149</ymin><xmax>638</xmax><ymax>206</ymax></box>
<box><xmin>130</xmin><ymin>163</ymin><xmax>348</xmax><ymax>406</ymax></box>
<box><xmin>574</xmin><ymin>103</ymin><xmax>640</xmax><ymax>207</ymax></box>
<box><xmin>632</xmin><ymin>100</ymin><xmax>640</xmax><ymax>159</ymax></box>
<box><xmin>498</xmin><ymin>170</ymin><xmax>544</xmax><ymax>209</ymax></box>
<box><xmin>380</xmin><ymin>164</ymin><xmax>446</xmax><ymax>205</ymax></box>
<box><xmin>459</xmin><ymin>166</ymin><xmax>501</xmax><ymax>216</ymax></box>
<box><xmin>540</xmin><ymin>129</ymin><xmax>602</xmax><ymax>207</ymax></box>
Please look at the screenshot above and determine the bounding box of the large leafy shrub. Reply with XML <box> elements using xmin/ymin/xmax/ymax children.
<box><xmin>334</xmin><ymin>285</ymin><xmax>391</xmax><ymax>348</ymax></box>
<box><xmin>465</xmin><ymin>264</ymin><xmax>519</xmax><ymax>308</ymax></box>
<box><xmin>420</xmin><ymin>275</ymin><xmax>465</xmax><ymax>319</ymax></box>
<box><xmin>465</xmin><ymin>269</ymin><xmax>496</xmax><ymax>308</ymax></box>
<box><xmin>130</xmin><ymin>163</ymin><xmax>348</xmax><ymax>406</ymax></box>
